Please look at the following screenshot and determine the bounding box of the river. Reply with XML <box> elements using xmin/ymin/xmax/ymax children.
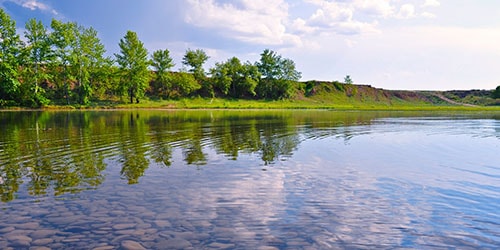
<box><xmin>0</xmin><ymin>110</ymin><xmax>499</xmax><ymax>249</ymax></box>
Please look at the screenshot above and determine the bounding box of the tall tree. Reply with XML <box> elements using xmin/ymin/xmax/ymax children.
<box><xmin>255</xmin><ymin>49</ymin><xmax>301</xmax><ymax>99</ymax></box>
<box><xmin>50</xmin><ymin>19</ymin><xmax>77</xmax><ymax>103</ymax></box>
<box><xmin>182</xmin><ymin>49</ymin><xmax>209</xmax><ymax>78</ymax></box>
<box><xmin>115</xmin><ymin>31</ymin><xmax>150</xmax><ymax>103</ymax></box>
<box><xmin>257</xmin><ymin>49</ymin><xmax>280</xmax><ymax>80</ymax></box>
<box><xmin>151</xmin><ymin>49</ymin><xmax>174</xmax><ymax>98</ymax></box>
<box><xmin>23</xmin><ymin>18</ymin><xmax>53</xmax><ymax>106</ymax></box>
<box><xmin>0</xmin><ymin>9</ymin><xmax>23</xmax><ymax>104</ymax></box>
<box><xmin>50</xmin><ymin>20</ymin><xmax>109</xmax><ymax>105</ymax></box>
<box><xmin>74</xmin><ymin>26</ymin><xmax>108</xmax><ymax>104</ymax></box>
<box><xmin>182</xmin><ymin>49</ymin><xmax>212</xmax><ymax>97</ymax></box>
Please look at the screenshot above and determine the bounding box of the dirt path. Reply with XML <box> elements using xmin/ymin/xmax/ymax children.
<box><xmin>431</xmin><ymin>92</ymin><xmax>478</xmax><ymax>107</ymax></box>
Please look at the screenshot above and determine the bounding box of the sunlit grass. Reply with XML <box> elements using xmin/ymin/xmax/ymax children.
<box><xmin>66</xmin><ymin>97</ymin><xmax>500</xmax><ymax>111</ymax></box>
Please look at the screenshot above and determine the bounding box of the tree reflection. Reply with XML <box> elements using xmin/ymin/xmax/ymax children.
<box><xmin>0</xmin><ymin>122</ymin><xmax>24</xmax><ymax>202</ymax></box>
<box><xmin>0</xmin><ymin>110</ymin><xmax>386</xmax><ymax>202</ymax></box>
<box><xmin>183</xmin><ymin>141</ymin><xmax>207</xmax><ymax>165</ymax></box>
<box><xmin>0</xmin><ymin>112</ymin><xmax>108</xmax><ymax>200</ymax></box>
<box><xmin>118</xmin><ymin>112</ymin><xmax>149</xmax><ymax>184</ymax></box>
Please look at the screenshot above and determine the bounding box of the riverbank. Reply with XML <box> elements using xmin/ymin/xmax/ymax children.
<box><xmin>1</xmin><ymin>81</ymin><xmax>499</xmax><ymax>111</ymax></box>
<box><xmin>2</xmin><ymin>97</ymin><xmax>500</xmax><ymax>111</ymax></box>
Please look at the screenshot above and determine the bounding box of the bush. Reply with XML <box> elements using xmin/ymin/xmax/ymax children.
<box><xmin>332</xmin><ymin>81</ymin><xmax>345</xmax><ymax>91</ymax></box>
<box><xmin>493</xmin><ymin>85</ymin><xmax>500</xmax><ymax>99</ymax></box>
<box><xmin>0</xmin><ymin>99</ymin><xmax>18</xmax><ymax>107</ymax></box>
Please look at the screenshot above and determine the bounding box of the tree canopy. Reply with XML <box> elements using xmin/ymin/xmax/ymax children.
<box><xmin>0</xmin><ymin>9</ymin><xmax>22</xmax><ymax>104</ymax></box>
<box><xmin>255</xmin><ymin>49</ymin><xmax>301</xmax><ymax>99</ymax></box>
<box><xmin>211</xmin><ymin>57</ymin><xmax>260</xmax><ymax>98</ymax></box>
<box><xmin>150</xmin><ymin>49</ymin><xmax>174</xmax><ymax>98</ymax></box>
<box><xmin>115</xmin><ymin>31</ymin><xmax>150</xmax><ymax>103</ymax></box>
<box><xmin>182</xmin><ymin>49</ymin><xmax>209</xmax><ymax>79</ymax></box>
<box><xmin>23</xmin><ymin>18</ymin><xmax>52</xmax><ymax>106</ymax></box>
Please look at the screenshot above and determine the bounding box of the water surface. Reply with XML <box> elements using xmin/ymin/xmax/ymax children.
<box><xmin>0</xmin><ymin>110</ymin><xmax>499</xmax><ymax>249</ymax></box>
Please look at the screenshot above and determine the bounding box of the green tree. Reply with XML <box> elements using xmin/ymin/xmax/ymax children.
<box><xmin>0</xmin><ymin>9</ymin><xmax>23</xmax><ymax>105</ymax></box>
<box><xmin>50</xmin><ymin>20</ymin><xmax>109</xmax><ymax>105</ymax></box>
<box><xmin>73</xmin><ymin>26</ymin><xmax>108</xmax><ymax>104</ymax></box>
<box><xmin>50</xmin><ymin>19</ymin><xmax>77</xmax><ymax>103</ymax></box>
<box><xmin>23</xmin><ymin>18</ymin><xmax>53</xmax><ymax>106</ymax></box>
<box><xmin>151</xmin><ymin>49</ymin><xmax>174</xmax><ymax>98</ymax></box>
<box><xmin>182</xmin><ymin>48</ymin><xmax>209</xmax><ymax>78</ymax></box>
<box><xmin>182</xmin><ymin>49</ymin><xmax>212</xmax><ymax>97</ymax></box>
<box><xmin>344</xmin><ymin>75</ymin><xmax>353</xmax><ymax>84</ymax></box>
<box><xmin>115</xmin><ymin>31</ymin><xmax>150</xmax><ymax>103</ymax></box>
<box><xmin>493</xmin><ymin>85</ymin><xmax>500</xmax><ymax>99</ymax></box>
<box><xmin>210</xmin><ymin>57</ymin><xmax>260</xmax><ymax>98</ymax></box>
<box><xmin>169</xmin><ymin>72</ymin><xmax>201</xmax><ymax>98</ymax></box>
<box><xmin>255</xmin><ymin>49</ymin><xmax>301</xmax><ymax>99</ymax></box>
<box><xmin>92</xmin><ymin>63</ymin><xmax>119</xmax><ymax>99</ymax></box>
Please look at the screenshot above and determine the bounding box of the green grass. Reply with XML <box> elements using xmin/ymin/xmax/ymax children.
<box><xmin>63</xmin><ymin>97</ymin><xmax>499</xmax><ymax>111</ymax></box>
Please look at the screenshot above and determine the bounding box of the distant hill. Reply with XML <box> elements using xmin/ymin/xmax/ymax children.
<box><xmin>299</xmin><ymin>81</ymin><xmax>500</xmax><ymax>107</ymax></box>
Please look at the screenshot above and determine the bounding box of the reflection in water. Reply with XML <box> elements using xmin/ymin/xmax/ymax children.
<box><xmin>0</xmin><ymin>110</ymin><xmax>380</xmax><ymax>199</ymax></box>
<box><xmin>0</xmin><ymin>110</ymin><xmax>499</xmax><ymax>249</ymax></box>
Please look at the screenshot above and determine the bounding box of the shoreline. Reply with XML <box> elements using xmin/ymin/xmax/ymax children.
<box><xmin>1</xmin><ymin>104</ymin><xmax>500</xmax><ymax>112</ymax></box>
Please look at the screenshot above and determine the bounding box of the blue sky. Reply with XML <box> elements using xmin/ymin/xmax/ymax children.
<box><xmin>1</xmin><ymin>0</ymin><xmax>500</xmax><ymax>90</ymax></box>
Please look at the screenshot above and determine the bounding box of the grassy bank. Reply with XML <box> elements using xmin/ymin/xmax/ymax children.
<box><xmin>26</xmin><ymin>97</ymin><xmax>497</xmax><ymax>111</ymax></box>
<box><xmin>2</xmin><ymin>81</ymin><xmax>499</xmax><ymax>111</ymax></box>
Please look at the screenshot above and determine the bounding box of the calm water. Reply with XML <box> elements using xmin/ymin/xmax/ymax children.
<box><xmin>0</xmin><ymin>110</ymin><xmax>499</xmax><ymax>249</ymax></box>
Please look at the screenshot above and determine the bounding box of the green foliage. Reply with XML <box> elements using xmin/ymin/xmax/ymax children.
<box><xmin>151</xmin><ymin>49</ymin><xmax>174</xmax><ymax>98</ymax></box>
<box><xmin>256</xmin><ymin>49</ymin><xmax>301</xmax><ymax>82</ymax></box>
<box><xmin>151</xmin><ymin>49</ymin><xmax>174</xmax><ymax>80</ymax></box>
<box><xmin>304</xmin><ymin>81</ymin><xmax>315</xmax><ymax>96</ymax></box>
<box><xmin>23</xmin><ymin>18</ymin><xmax>53</xmax><ymax>106</ymax></box>
<box><xmin>45</xmin><ymin>19</ymin><xmax>110</xmax><ymax>105</ymax></box>
<box><xmin>210</xmin><ymin>57</ymin><xmax>260</xmax><ymax>98</ymax></box>
<box><xmin>50</xmin><ymin>19</ymin><xmax>77</xmax><ymax>103</ymax></box>
<box><xmin>344</xmin><ymin>75</ymin><xmax>353</xmax><ymax>84</ymax></box>
<box><xmin>115</xmin><ymin>31</ymin><xmax>150</xmax><ymax>103</ymax></box>
<box><xmin>0</xmin><ymin>9</ymin><xmax>22</xmax><ymax>103</ymax></box>
<box><xmin>75</xmin><ymin>26</ymin><xmax>108</xmax><ymax>104</ymax></box>
<box><xmin>255</xmin><ymin>49</ymin><xmax>301</xmax><ymax>99</ymax></box>
<box><xmin>493</xmin><ymin>86</ymin><xmax>500</xmax><ymax>99</ymax></box>
<box><xmin>182</xmin><ymin>49</ymin><xmax>209</xmax><ymax>79</ymax></box>
<box><xmin>182</xmin><ymin>49</ymin><xmax>213</xmax><ymax>97</ymax></box>
<box><xmin>332</xmin><ymin>81</ymin><xmax>345</xmax><ymax>91</ymax></box>
<box><xmin>169</xmin><ymin>72</ymin><xmax>201</xmax><ymax>98</ymax></box>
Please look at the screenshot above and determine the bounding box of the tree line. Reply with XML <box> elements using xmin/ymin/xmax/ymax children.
<box><xmin>0</xmin><ymin>10</ymin><xmax>301</xmax><ymax>107</ymax></box>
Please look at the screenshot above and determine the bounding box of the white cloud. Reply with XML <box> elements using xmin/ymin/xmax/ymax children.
<box><xmin>290</xmin><ymin>18</ymin><xmax>317</xmax><ymax>34</ymax></box>
<box><xmin>308</xmin><ymin>2</ymin><xmax>353</xmax><ymax>26</ymax></box>
<box><xmin>354</xmin><ymin>0</ymin><xmax>395</xmax><ymax>18</ymax></box>
<box><xmin>184</xmin><ymin>0</ymin><xmax>444</xmax><ymax>48</ymax></box>
<box><xmin>333</xmin><ymin>20</ymin><xmax>380</xmax><ymax>35</ymax></box>
<box><xmin>397</xmin><ymin>4</ymin><xmax>416</xmax><ymax>19</ymax></box>
<box><xmin>421</xmin><ymin>11</ymin><xmax>436</xmax><ymax>18</ymax></box>
<box><xmin>422</xmin><ymin>0</ymin><xmax>440</xmax><ymax>8</ymax></box>
<box><xmin>2</xmin><ymin>0</ymin><xmax>58</xmax><ymax>15</ymax></box>
<box><xmin>185</xmin><ymin>0</ymin><xmax>301</xmax><ymax>46</ymax></box>
<box><xmin>302</xmin><ymin>0</ymin><xmax>382</xmax><ymax>35</ymax></box>
<box><xmin>21</xmin><ymin>0</ymin><xmax>47</xmax><ymax>10</ymax></box>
